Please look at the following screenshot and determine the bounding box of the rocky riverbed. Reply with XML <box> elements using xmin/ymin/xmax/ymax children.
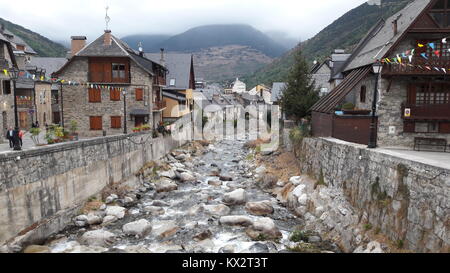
<box><xmin>23</xmin><ymin>137</ymin><xmax>346</xmax><ymax>254</ymax></box>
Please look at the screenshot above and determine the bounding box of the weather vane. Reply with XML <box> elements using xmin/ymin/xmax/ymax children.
<box><xmin>105</xmin><ymin>6</ymin><xmax>111</xmax><ymax>30</ymax></box>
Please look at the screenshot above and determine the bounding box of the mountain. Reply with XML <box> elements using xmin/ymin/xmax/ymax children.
<box><xmin>0</xmin><ymin>17</ymin><xmax>67</xmax><ymax>57</ymax></box>
<box><xmin>242</xmin><ymin>0</ymin><xmax>413</xmax><ymax>88</ymax></box>
<box><xmin>121</xmin><ymin>34</ymin><xmax>171</xmax><ymax>52</ymax></box>
<box><xmin>123</xmin><ymin>24</ymin><xmax>289</xmax><ymax>82</ymax></box>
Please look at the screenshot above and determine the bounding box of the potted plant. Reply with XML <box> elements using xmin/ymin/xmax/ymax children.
<box><xmin>132</xmin><ymin>127</ymin><xmax>141</xmax><ymax>133</ymax></box>
<box><xmin>30</xmin><ymin>127</ymin><xmax>41</xmax><ymax>145</ymax></box>
<box><xmin>141</xmin><ymin>124</ymin><xmax>151</xmax><ymax>131</ymax></box>
<box><xmin>69</xmin><ymin>120</ymin><xmax>79</xmax><ymax>141</ymax></box>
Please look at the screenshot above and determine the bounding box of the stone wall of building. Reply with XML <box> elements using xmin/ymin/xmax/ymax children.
<box><xmin>311</xmin><ymin>64</ymin><xmax>331</xmax><ymax>96</ymax></box>
<box><xmin>58</xmin><ymin>57</ymin><xmax>154</xmax><ymax>138</ymax></box>
<box><xmin>296</xmin><ymin>137</ymin><xmax>449</xmax><ymax>253</ymax></box>
<box><xmin>0</xmin><ymin>114</ymin><xmax>194</xmax><ymax>247</ymax></box>
<box><xmin>34</xmin><ymin>82</ymin><xmax>52</xmax><ymax>127</ymax></box>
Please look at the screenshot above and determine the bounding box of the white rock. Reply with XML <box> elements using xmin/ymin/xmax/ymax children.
<box><xmin>219</xmin><ymin>215</ymin><xmax>253</xmax><ymax>227</ymax></box>
<box><xmin>155</xmin><ymin>179</ymin><xmax>178</xmax><ymax>193</ymax></box>
<box><xmin>105</xmin><ymin>206</ymin><xmax>126</xmax><ymax>219</ymax></box>
<box><xmin>75</xmin><ymin>215</ymin><xmax>88</xmax><ymax>222</ymax></box>
<box><xmin>143</xmin><ymin>206</ymin><xmax>165</xmax><ymax>216</ymax></box>
<box><xmin>298</xmin><ymin>194</ymin><xmax>309</xmax><ymax>206</ymax></box>
<box><xmin>180</xmin><ymin>172</ymin><xmax>196</xmax><ymax>182</ymax></box>
<box><xmin>99</xmin><ymin>204</ymin><xmax>107</xmax><ymax>211</ymax></box>
<box><xmin>86</xmin><ymin>214</ymin><xmax>103</xmax><ymax>225</ymax></box>
<box><xmin>203</xmin><ymin>204</ymin><xmax>231</xmax><ymax>216</ymax></box>
<box><xmin>223</xmin><ymin>188</ymin><xmax>247</xmax><ymax>205</ymax></box>
<box><xmin>159</xmin><ymin>169</ymin><xmax>177</xmax><ymax>179</ymax></box>
<box><xmin>246</xmin><ymin>217</ymin><xmax>282</xmax><ymax>240</ymax></box>
<box><xmin>289</xmin><ymin>176</ymin><xmax>302</xmax><ymax>185</ymax></box>
<box><xmin>151</xmin><ymin>220</ymin><xmax>179</xmax><ymax>238</ymax></box>
<box><xmin>245</xmin><ymin>201</ymin><xmax>274</xmax><ymax>216</ymax></box>
<box><xmin>79</xmin><ymin>229</ymin><xmax>116</xmax><ymax>247</ymax></box>
<box><xmin>123</xmin><ymin>219</ymin><xmax>152</xmax><ymax>238</ymax></box>
<box><xmin>102</xmin><ymin>215</ymin><xmax>118</xmax><ymax>224</ymax></box>
<box><xmin>255</xmin><ymin>166</ymin><xmax>266</xmax><ymax>174</ymax></box>
<box><xmin>292</xmin><ymin>184</ymin><xmax>307</xmax><ymax>198</ymax></box>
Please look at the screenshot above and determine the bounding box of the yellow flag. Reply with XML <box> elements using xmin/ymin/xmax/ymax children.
<box><xmin>3</xmin><ymin>69</ymin><xmax>7</xmax><ymax>76</ymax></box>
<box><xmin>418</xmin><ymin>43</ymin><xmax>424</xmax><ymax>47</ymax></box>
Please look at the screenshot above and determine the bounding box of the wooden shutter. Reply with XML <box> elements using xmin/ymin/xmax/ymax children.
<box><xmin>407</xmin><ymin>84</ymin><xmax>416</xmax><ymax>104</ymax></box>
<box><xmin>110</xmin><ymin>89</ymin><xmax>120</xmax><ymax>101</ymax></box>
<box><xmin>90</xmin><ymin>116</ymin><xmax>102</xmax><ymax>130</ymax></box>
<box><xmin>89</xmin><ymin>88</ymin><xmax>101</xmax><ymax>102</ymax></box>
<box><xmin>111</xmin><ymin>116</ymin><xmax>121</xmax><ymax>128</ymax></box>
<box><xmin>135</xmin><ymin>88</ymin><xmax>143</xmax><ymax>101</ymax></box>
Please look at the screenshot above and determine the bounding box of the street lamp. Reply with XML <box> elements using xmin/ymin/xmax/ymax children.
<box><xmin>8</xmin><ymin>67</ymin><xmax>22</xmax><ymax>151</ymax></box>
<box><xmin>368</xmin><ymin>61</ymin><xmax>383</xmax><ymax>149</ymax></box>
<box><xmin>122</xmin><ymin>89</ymin><xmax>127</xmax><ymax>134</ymax></box>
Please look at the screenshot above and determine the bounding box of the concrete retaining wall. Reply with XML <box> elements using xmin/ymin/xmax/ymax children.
<box><xmin>298</xmin><ymin>137</ymin><xmax>449</xmax><ymax>253</ymax></box>
<box><xmin>0</xmin><ymin>113</ymin><xmax>194</xmax><ymax>246</ymax></box>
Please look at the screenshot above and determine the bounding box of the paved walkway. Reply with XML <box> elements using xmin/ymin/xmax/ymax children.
<box><xmin>0</xmin><ymin>131</ymin><xmax>47</xmax><ymax>155</ymax></box>
<box><xmin>378</xmin><ymin>147</ymin><xmax>450</xmax><ymax>170</ymax></box>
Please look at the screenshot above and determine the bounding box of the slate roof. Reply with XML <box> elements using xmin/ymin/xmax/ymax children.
<box><xmin>344</xmin><ymin>0</ymin><xmax>432</xmax><ymax>71</ymax></box>
<box><xmin>29</xmin><ymin>57</ymin><xmax>68</xmax><ymax>76</ymax></box>
<box><xmin>163</xmin><ymin>90</ymin><xmax>187</xmax><ymax>102</ymax></box>
<box><xmin>271</xmin><ymin>82</ymin><xmax>286</xmax><ymax>102</ymax></box>
<box><xmin>145</xmin><ymin>53</ymin><xmax>193</xmax><ymax>90</ymax></box>
<box><xmin>310</xmin><ymin>66</ymin><xmax>372</xmax><ymax>113</ymax></box>
<box><xmin>2</xmin><ymin>29</ymin><xmax>37</xmax><ymax>55</ymax></box>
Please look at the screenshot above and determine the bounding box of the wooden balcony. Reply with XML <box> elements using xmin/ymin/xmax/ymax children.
<box><xmin>153</xmin><ymin>100</ymin><xmax>167</xmax><ymax>111</ymax></box>
<box><xmin>383</xmin><ymin>57</ymin><xmax>450</xmax><ymax>76</ymax></box>
<box><xmin>88</xmin><ymin>72</ymin><xmax>130</xmax><ymax>84</ymax></box>
<box><xmin>402</xmin><ymin>103</ymin><xmax>450</xmax><ymax>121</ymax></box>
<box><xmin>153</xmin><ymin>76</ymin><xmax>166</xmax><ymax>86</ymax></box>
<box><xmin>17</xmin><ymin>100</ymin><xmax>33</xmax><ymax>109</ymax></box>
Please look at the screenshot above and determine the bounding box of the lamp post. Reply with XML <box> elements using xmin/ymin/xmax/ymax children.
<box><xmin>8</xmin><ymin>67</ymin><xmax>22</xmax><ymax>151</ymax></box>
<box><xmin>368</xmin><ymin>61</ymin><xmax>383</xmax><ymax>149</ymax></box>
<box><xmin>122</xmin><ymin>89</ymin><xmax>127</xmax><ymax>134</ymax></box>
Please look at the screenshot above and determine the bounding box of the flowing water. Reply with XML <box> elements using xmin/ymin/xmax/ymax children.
<box><xmin>45</xmin><ymin>137</ymin><xmax>332</xmax><ymax>253</ymax></box>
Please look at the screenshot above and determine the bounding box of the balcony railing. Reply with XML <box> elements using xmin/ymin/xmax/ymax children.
<box><xmin>88</xmin><ymin>72</ymin><xmax>130</xmax><ymax>83</ymax></box>
<box><xmin>402</xmin><ymin>103</ymin><xmax>450</xmax><ymax>120</ymax></box>
<box><xmin>153</xmin><ymin>100</ymin><xmax>167</xmax><ymax>111</ymax></box>
<box><xmin>0</xmin><ymin>58</ymin><xmax>9</xmax><ymax>70</ymax></box>
<box><xmin>384</xmin><ymin>57</ymin><xmax>450</xmax><ymax>76</ymax></box>
<box><xmin>17</xmin><ymin>100</ymin><xmax>33</xmax><ymax>108</ymax></box>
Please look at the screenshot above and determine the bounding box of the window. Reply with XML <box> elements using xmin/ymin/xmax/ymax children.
<box><xmin>415</xmin><ymin>122</ymin><xmax>439</xmax><ymax>133</ymax></box>
<box><xmin>89</xmin><ymin>116</ymin><xmax>103</xmax><ymax>130</ymax></box>
<box><xmin>110</xmin><ymin>88</ymin><xmax>121</xmax><ymax>101</ymax></box>
<box><xmin>88</xmin><ymin>88</ymin><xmax>101</xmax><ymax>102</ymax></box>
<box><xmin>169</xmin><ymin>79</ymin><xmax>176</xmax><ymax>86</ymax></box>
<box><xmin>414</xmin><ymin>83</ymin><xmax>449</xmax><ymax>105</ymax></box>
<box><xmin>135</xmin><ymin>88</ymin><xmax>143</xmax><ymax>101</ymax></box>
<box><xmin>360</xmin><ymin>85</ymin><xmax>367</xmax><ymax>103</ymax></box>
<box><xmin>110</xmin><ymin>116</ymin><xmax>122</xmax><ymax>129</ymax></box>
<box><xmin>112</xmin><ymin>63</ymin><xmax>126</xmax><ymax>79</ymax></box>
<box><xmin>2</xmin><ymin>80</ymin><xmax>11</xmax><ymax>95</ymax></box>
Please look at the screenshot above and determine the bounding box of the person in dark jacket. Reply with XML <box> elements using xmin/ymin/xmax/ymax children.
<box><xmin>6</xmin><ymin>127</ymin><xmax>14</xmax><ymax>148</ymax></box>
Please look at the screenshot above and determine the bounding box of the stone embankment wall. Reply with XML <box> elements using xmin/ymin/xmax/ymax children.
<box><xmin>0</xmin><ymin>114</ymin><xmax>194</xmax><ymax>247</ymax></box>
<box><xmin>296</xmin><ymin>137</ymin><xmax>449</xmax><ymax>253</ymax></box>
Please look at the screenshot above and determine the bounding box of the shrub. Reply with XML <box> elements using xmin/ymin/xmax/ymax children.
<box><xmin>364</xmin><ymin>224</ymin><xmax>373</xmax><ymax>231</ymax></box>
<box><xmin>69</xmin><ymin>120</ymin><xmax>78</xmax><ymax>134</ymax></box>
<box><xmin>290</xmin><ymin>230</ymin><xmax>309</xmax><ymax>242</ymax></box>
<box><xmin>342</xmin><ymin>102</ymin><xmax>355</xmax><ymax>110</ymax></box>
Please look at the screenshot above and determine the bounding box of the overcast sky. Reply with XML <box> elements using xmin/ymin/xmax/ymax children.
<box><xmin>0</xmin><ymin>0</ymin><xmax>369</xmax><ymax>43</ymax></box>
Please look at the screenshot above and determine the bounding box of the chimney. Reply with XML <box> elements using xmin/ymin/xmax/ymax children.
<box><xmin>104</xmin><ymin>30</ymin><xmax>112</xmax><ymax>46</ymax></box>
<box><xmin>0</xmin><ymin>24</ymin><xmax>4</xmax><ymax>34</ymax></box>
<box><xmin>392</xmin><ymin>20</ymin><xmax>398</xmax><ymax>36</ymax></box>
<box><xmin>70</xmin><ymin>36</ymin><xmax>87</xmax><ymax>57</ymax></box>
<box><xmin>138</xmin><ymin>42</ymin><xmax>144</xmax><ymax>57</ymax></box>
<box><xmin>160</xmin><ymin>48</ymin><xmax>165</xmax><ymax>66</ymax></box>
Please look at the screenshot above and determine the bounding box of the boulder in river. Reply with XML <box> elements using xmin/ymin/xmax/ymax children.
<box><xmin>123</xmin><ymin>219</ymin><xmax>152</xmax><ymax>238</ymax></box>
<box><xmin>152</xmin><ymin>220</ymin><xmax>179</xmax><ymax>239</ymax></box>
<box><xmin>105</xmin><ymin>206</ymin><xmax>126</xmax><ymax>219</ymax></box>
<box><xmin>155</xmin><ymin>179</ymin><xmax>178</xmax><ymax>193</ymax></box>
<box><xmin>143</xmin><ymin>206</ymin><xmax>165</xmax><ymax>216</ymax></box>
<box><xmin>180</xmin><ymin>172</ymin><xmax>196</xmax><ymax>182</ymax></box>
<box><xmin>222</xmin><ymin>189</ymin><xmax>246</xmax><ymax>205</ymax></box>
<box><xmin>246</xmin><ymin>217</ymin><xmax>282</xmax><ymax>240</ymax></box>
<box><xmin>203</xmin><ymin>204</ymin><xmax>231</xmax><ymax>216</ymax></box>
<box><xmin>79</xmin><ymin>229</ymin><xmax>116</xmax><ymax>247</ymax></box>
<box><xmin>23</xmin><ymin>245</ymin><xmax>51</xmax><ymax>253</ymax></box>
<box><xmin>159</xmin><ymin>169</ymin><xmax>177</xmax><ymax>179</ymax></box>
<box><xmin>219</xmin><ymin>215</ymin><xmax>253</xmax><ymax>227</ymax></box>
<box><xmin>245</xmin><ymin>201</ymin><xmax>274</xmax><ymax>216</ymax></box>
<box><xmin>193</xmin><ymin>230</ymin><xmax>213</xmax><ymax>241</ymax></box>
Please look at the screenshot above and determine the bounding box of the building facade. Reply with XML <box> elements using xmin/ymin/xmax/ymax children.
<box><xmin>54</xmin><ymin>31</ymin><xmax>166</xmax><ymax>137</ymax></box>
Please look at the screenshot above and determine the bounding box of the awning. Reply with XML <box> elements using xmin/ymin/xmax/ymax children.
<box><xmin>130</xmin><ymin>109</ymin><xmax>150</xmax><ymax>116</ymax></box>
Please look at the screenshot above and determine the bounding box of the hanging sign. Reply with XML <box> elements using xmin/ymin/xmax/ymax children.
<box><xmin>404</xmin><ymin>108</ymin><xmax>411</xmax><ymax>118</ymax></box>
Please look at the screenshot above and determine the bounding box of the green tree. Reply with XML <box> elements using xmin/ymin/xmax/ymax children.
<box><xmin>280</xmin><ymin>49</ymin><xmax>319</xmax><ymax>121</ymax></box>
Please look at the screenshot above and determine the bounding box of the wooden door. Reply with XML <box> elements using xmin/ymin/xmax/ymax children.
<box><xmin>2</xmin><ymin>111</ymin><xmax>6</xmax><ymax>135</ymax></box>
<box><xmin>19</xmin><ymin>112</ymin><xmax>27</xmax><ymax>129</ymax></box>
<box><xmin>135</xmin><ymin>117</ymin><xmax>145</xmax><ymax>127</ymax></box>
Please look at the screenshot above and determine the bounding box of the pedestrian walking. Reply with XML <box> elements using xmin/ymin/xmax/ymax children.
<box><xmin>18</xmin><ymin>129</ymin><xmax>24</xmax><ymax>147</ymax></box>
<box><xmin>6</xmin><ymin>127</ymin><xmax>14</xmax><ymax>148</ymax></box>
<box><xmin>36</xmin><ymin>121</ymin><xmax>40</xmax><ymax>128</ymax></box>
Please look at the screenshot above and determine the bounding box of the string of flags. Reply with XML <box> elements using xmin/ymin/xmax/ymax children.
<box><xmin>2</xmin><ymin>69</ymin><xmax>127</xmax><ymax>92</ymax></box>
<box><xmin>381</xmin><ymin>37</ymin><xmax>450</xmax><ymax>74</ymax></box>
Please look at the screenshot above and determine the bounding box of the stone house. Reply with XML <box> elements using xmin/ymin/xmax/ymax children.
<box><xmin>53</xmin><ymin>30</ymin><xmax>167</xmax><ymax>137</ymax></box>
<box><xmin>146</xmin><ymin>52</ymin><xmax>195</xmax><ymax>123</ymax></box>
<box><xmin>311</xmin><ymin>0</ymin><xmax>450</xmax><ymax>148</ymax></box>
<box><xmin>0</xmin><ymin>31</ymin><xmax>17</xmax><ymax>138</ymax></box>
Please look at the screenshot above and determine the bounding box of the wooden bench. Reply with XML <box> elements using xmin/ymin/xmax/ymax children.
<box><xmin>414</xmin><ymin>137</ymin><xmax>447</xmax><ymax>152</ymax></box>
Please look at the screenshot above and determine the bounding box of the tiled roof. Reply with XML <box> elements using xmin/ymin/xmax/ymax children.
<box><xmin>2</xmin><ymin>29</ymin><xmax>36</xmax><ymax>55</ymax></box>
<box><xmin>29</xmin><ymin>57</ymin><xmax>67</xmax><ymax>76</ymax></box>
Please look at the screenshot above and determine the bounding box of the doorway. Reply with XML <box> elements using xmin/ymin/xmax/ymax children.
<box><xmin>19</xmin><ymin>111</ymin><xmax>28</xmax><ymax>129</ymax></box>
<box><xmin>2</xmin><ymin>111</ymin><xmax>7</xmax><ymax>136</ymax></box>
<box><xmin>135</xmin><ymin>116</ymin><xmax>145</xmax><ymax>127</ymax></box>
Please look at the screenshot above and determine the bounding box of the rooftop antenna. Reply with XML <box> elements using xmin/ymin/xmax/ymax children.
<box><xmin>105</xmin><ymin>6</ymin><xmax>111</xmax><ymax>30</ymax></box>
